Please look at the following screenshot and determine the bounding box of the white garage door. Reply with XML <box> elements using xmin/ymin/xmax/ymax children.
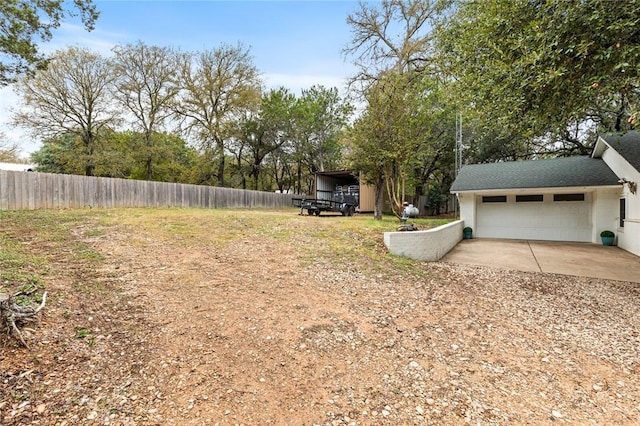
<box><xmin>476</xmin><ymin>194</ymin><xmax>592</xmax><ymax>242</ymax></box>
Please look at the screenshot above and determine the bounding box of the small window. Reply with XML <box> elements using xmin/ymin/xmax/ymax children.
<box><xmin>554</xmin><ymin>193</ymin><xmax>585</xmax><ymax>202</ymax></box>
<box><xmin>620</xmin><ymin>198</ymin><xmax>626</xmax><ymax>228</ymax></box>
<box><xmin>516</xmin><ymin>194</ymin><xmax>543</xmax><ymax>202</ymax></box>
<box><xmin>482</xmin><ymin>196</ymin><xmax>507</xmax><ymax>203</ymax></box>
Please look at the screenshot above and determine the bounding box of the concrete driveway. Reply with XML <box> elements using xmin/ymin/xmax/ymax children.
<box><xmin>441</xmin><ymin>239</ymin><xmax>640</xmax><ymax>283</ymax></box>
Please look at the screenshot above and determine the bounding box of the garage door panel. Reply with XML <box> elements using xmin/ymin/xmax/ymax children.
<box><xmin>476</xmin><ymin>195</ymin><xmax>591</xmax><ymax>242</ymax></box>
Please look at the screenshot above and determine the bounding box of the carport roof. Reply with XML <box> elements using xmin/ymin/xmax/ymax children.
<box><xmin>450</xmin><ymin>156</ymin><xmax>620</xmax><ymax>192</ymax></box>
<box><xmin>316</xmin><ymin>170</ymin><xmax>358</xmax><ymax>179</ymax></box>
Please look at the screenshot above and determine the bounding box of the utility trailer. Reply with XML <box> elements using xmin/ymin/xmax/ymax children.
<box><xmin>293</xmin><ymin>190</ymin><xmax>358</xmax><ymax>216</ymax></box>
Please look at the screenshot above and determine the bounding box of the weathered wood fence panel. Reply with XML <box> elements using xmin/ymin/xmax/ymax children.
<box><xmin>0</xmin><ymin>171</ymin><xmax>294</xmax><ymax>210</ymax></box>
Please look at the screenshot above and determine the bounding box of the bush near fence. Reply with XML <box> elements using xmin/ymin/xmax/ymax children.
<box><xmin>0</xmin><ymin>170</ymin><xmax>294</xmax><ymax>210</ymax></box>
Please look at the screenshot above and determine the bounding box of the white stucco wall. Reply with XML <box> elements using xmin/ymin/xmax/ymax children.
<box><xmin>591</xmin><ymin>187</ymin><xmax>622</xmax><ymax>243</ymax></box>
<box><xmin>601</xmin><ymin>145</ymin><xmax>640</xmax><ymax>256</ymax></box>
<box><xmin>457</xmin><ymin>193</ymin><xmax>476</xmax><ymax>232</ymax></box>
<box><xmin>383</xmin><ymin>220</ymin><xmax>464</xmax><ymax>261</ymax></box>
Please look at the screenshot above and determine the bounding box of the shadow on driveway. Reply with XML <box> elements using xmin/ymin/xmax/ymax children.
<box><xmin>441</xmin><ymin>239</ymin><xmax>640</xmax><ymax>283</ymax></box>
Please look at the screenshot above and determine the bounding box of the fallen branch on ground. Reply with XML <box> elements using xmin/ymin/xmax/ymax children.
<box><xmin>0</xmin><ymin>291</ymin><xmax>47</xmax><ymax>348</ymax></box>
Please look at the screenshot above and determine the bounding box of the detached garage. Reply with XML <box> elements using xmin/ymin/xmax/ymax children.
<box><xmin>451</xmin><ymin>156</ymin><xmax>621</xmax><ymax>242</ymax></box>
<box><xmin>451</xmin><ymin>131</ymin><xmax>640</xmax><ymax>256</ymax></box>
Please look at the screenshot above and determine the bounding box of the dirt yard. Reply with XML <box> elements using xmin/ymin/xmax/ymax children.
<box><xmin>2</xmin><ymin>209</ymin><xmax>640</xmax><ymax>425</ymax></box>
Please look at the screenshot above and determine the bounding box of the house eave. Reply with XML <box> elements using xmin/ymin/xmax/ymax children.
<box><xmin>451</xmin><ymin>184</ymin><xmax>621</xmax><ymax>195</ymax></box>
<box><xmin>592</xmin><ymin>136</ymin><xmax>609</xmax><ymax>158</ymax></box>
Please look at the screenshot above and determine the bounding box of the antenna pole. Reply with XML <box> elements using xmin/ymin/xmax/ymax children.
<box><xmin>455</xmin><ymin>112</ymin><xmax>463</xmax><ymax>175</ymax></box>
<box><xmin>454</xmin><ymin>112</ymin><xmax>463</xmax><ymax>218</ymax></box>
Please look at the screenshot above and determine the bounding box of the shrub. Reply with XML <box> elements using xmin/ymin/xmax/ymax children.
<box><xmin>600</xmin><ymin>230</ymin><xmax>615</xmax><ymax>238</ymax></box>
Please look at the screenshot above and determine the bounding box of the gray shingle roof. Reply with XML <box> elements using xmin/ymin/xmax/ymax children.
<box><xmin>601</xmin><ymin>131</ymin><xmax>640</xmax><ymax>171</ymax></box>
<box><xmin>450</xmin><ymin>156</ymin><xmax>620</xmax><ymax>192</ymax></box>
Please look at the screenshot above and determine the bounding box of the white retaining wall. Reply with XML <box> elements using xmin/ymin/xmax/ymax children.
<box><xmin>383</xmin><ymin>220</ymin><xmax>464</xmax><ymax>261</ymax></box>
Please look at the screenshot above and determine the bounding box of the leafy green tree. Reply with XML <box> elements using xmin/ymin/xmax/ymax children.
<box><xmin>347</xmin><ymin>71</ymin><xmax>409</xmax><ymax>219</ymax></box>
<box><xmin>349</xmin><ymin>71</ymin><xmax>454</xmax><ymax>218</ymax></box>
<box><xmin>13</xmin><ymin>47</ymin><xmax>118</xmax><ymax>176</ymax></box>
<box><xmin>265</xmin><ymin>147</ymin><xmax>294</xmax><ymax>194</ymax></box>
<box><xmin>124</xmin><ymin>131</ymin><xmax>198</xmax><ymax>182</ymax></box>
<box><xmin>392</xmin><ymin>70</ymin><xmax>458</xmax><ymax>205</ymax></box>
<box><xmin>0</xmin><ymin>0</ymin><xmax>99</xmax><ymax>85</ymax></box>
<box><xmin>345</xmin><ymin>0</ymin><xmax>453</xmax><ymax>219</ymax></box>
<box><xmin>31</xmin><ymin>131</ymin><xmax>131</xmax><ymax>177</ymax></box>
<box><xmin>295</xmin><ymin>86</ymin><xmax>352</xmax><ymax>172</ymax></box>
<box><xmin>93</xmin><ymin>131</ymin><xmax>136</xmax><ymax>178</ymax></box>
<box><xmin>112</xmin><ymin>42</ymin><xmax>181</xmax><ymax>180</ymax></box>
<box><xmin>177</xmin><ymin>43</ymin><xmax>261</xmax><ymax>187</ymax></box>
<box><xmin>437</xmin><ymin>0</ymin><xmax>640</xmax><ymax>153</ymax></box>
<box><xmin>345</xmin><ymin>111</ymin><xmax>387</xmax><ymax>220</ymax></box>
<box><xmin>289</xmin><ymin>85</ymin><xmax>352</xmax><ymax>194</ymax></box>
<box><xmin>227</xmin><ymin>84</ymin><xmax>351</xmax><ymax>194</ymax></box>
<box><xmin>30</xmin><ymin>133</ymin><xmax>83</xmax><ymax>174</ymax></box>
<box><xmin>231</xmin><ymin>87</ymin><xmax>297</xmax><ymax>190</ymax></box>
<box><xmin>31</xmin><ymin>130</ymin><xmax>198</xmax><ymax>181</ymax></box>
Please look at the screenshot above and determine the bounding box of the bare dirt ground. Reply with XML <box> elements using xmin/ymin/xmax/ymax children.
<box><xmin>2</xmin><ymin>209</ymin><xmax>640</xmax><ymax>425</ymax></box>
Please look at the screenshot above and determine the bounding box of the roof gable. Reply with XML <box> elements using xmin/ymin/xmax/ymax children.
<box><xmin>450</xmin><ymin>156</ymin><xmax>619</xmax><ymax>192</ymax></box>
<box><xmin>600</xmin><ymin>131</ymin><xmax>640</xmax><ymax>172</ymax></box>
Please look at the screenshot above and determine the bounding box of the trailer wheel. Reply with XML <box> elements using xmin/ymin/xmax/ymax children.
<box><xmin>347</xmin><ymin>206</ymin><xmax>355</xmax><ymax>216</ymax></box>
<box><xmin>314</xmin><ymin>210</ymin><xmax>320</xmax><ymax>216</ymax></box>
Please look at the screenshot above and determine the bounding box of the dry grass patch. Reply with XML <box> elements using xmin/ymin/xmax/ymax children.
<box><xmin>2</xmin><ymin>208</ymin><xmax>638</xmax><ymax>425</ymax></box>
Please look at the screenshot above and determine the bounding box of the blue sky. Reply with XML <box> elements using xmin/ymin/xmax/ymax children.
<box><xmin>1</xmin><ymin>0</ymin><xmax>367</xmax><ymax>156</ymax></box>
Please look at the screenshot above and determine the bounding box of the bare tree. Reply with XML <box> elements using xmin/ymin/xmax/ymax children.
<box><xmin>176</xmin><ymin>43</ymin><xmax>261</xmax><ymax>187</ymax></box>
<box><xmin>344</xmin><ymin>0</ymin><xmax>450</xmax><ymax>89</ymax></box>
<box><xmin>0</xmin><ymin>131</ymin><xmax>20</xmax><ymax>162</ymax></box>
<box><xmin>12</xmin><ymin>47</ymin><xmax>118</xmax><ymax>176</ymax></box>
<box><xmin>112</xmin><ymin>42</ymin><xmax>181</xmax><ymax>180</ymax></box>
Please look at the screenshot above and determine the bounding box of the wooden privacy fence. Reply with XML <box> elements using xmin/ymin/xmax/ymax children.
<box><xmin>0</xmin><ymin>170</ymin><xmax>295</xmax><ymax>210</ymax></box>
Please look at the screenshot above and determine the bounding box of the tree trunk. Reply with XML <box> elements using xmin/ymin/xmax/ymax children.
<box><xmin>296</xmin><ymin>160</ymin><xmax>302</xmax><ymax>195</ymax></box>
<box><xmin>373</xmin><ymin>175</ymin><xmax>385</xmax><ymax>220</ymax></box>
<box><xmin>615</xmin><ymin>91</ymin><xmax>626</xmax><ymax>132</ymax></box>
<box><xmin>146</xmin><ymin>156</ymin><xmax>153</xmax><ymax>181</ymax></box>
<box><xmin>217</xmin><ymin>141</ymin><xmax>226</xmax><ymax>187</ymax></box>
<box><xmin>83</xmin><ymin>134</ymin><xmax>95</xmax><ymax>176</ymax></box>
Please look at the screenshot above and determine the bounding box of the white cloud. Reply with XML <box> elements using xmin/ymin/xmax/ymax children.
<box><xmin>44</xmin><ymin>22</ymin><xmax>128</xmax><ymax>56</ymax></box>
